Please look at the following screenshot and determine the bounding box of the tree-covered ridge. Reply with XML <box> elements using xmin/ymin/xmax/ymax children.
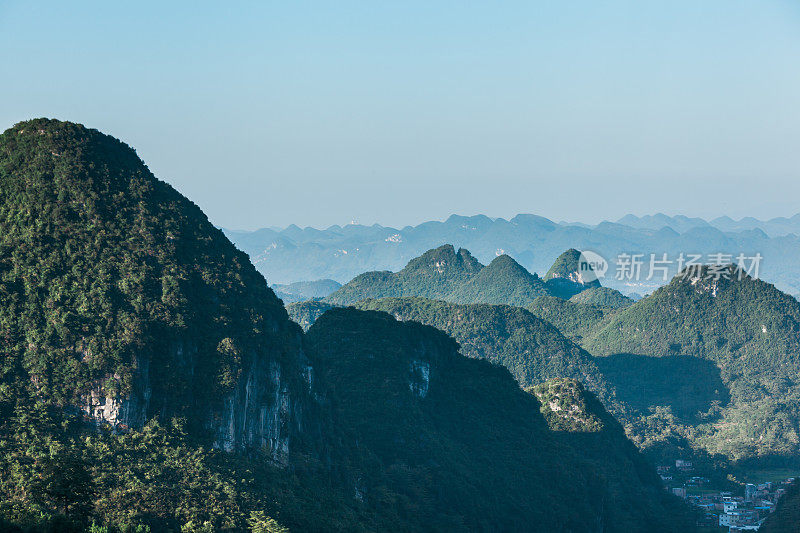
<box><xmin>345</xmin><ymin>295</ymin><xmax>751</xmax><ymax>474</ymax></box>
<box><xmin>531</xmin><ymin>379</ymin><xmax>696</xmax><ymax>531</ymax></box>
<box><xmin>354</xmin><ymin>297</ymin><xmax>610</xmax><ymax>398</ymax></box>
<box><xmin>525</xmin><ymin>294</ymin><xmax>618</xmax><ymax>343</ymax></box>
<box><xmin>306</xmin><ymin>308</ymin><xmax>694</xmax><ymax>532</ymax></box>
<box><xmin>568</xmin><ymin>286</ymin><xmax>633</xmax><ymax>309</ymax></box>
<box><xmin>585</xmin><ymin>266</ymin><xmax>800</xmax><ymax>460</ymax></box>
<box><xmin>0</xmin><ymin>119</ymin><xmax>303</xmax><ymax>424</ymax></box>
<box><xmin>446</xmin><ymin>254</ymin><xmax>549</xmax><ymax>306</ymax></box>
<box><xmin>325</xmin><ymin>244</ymin><xmax>483</xmax><ymax>305</ymax></box>
<box><xmin>326</xmin><ymin>245</ymin><xmax>596</xmax><ymax>307</ymax></box>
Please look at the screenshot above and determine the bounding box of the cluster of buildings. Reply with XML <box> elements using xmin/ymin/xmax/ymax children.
<box><xmin>659</xmin><ymin>459</ymin><xmax>796</xmax><ymax>532</ymax></box>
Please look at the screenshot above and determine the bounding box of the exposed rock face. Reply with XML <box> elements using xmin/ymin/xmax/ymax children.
<box><xmin>79</xmin><ymin>341</ymin><xmax>310</xmax><ymax>464</ymax></box>
<box><xmin>544</xmin><ymin>249</ymin><xmax>602</xmax><ymax>298</ymax></box>
<box><xmin>409</xmin><ymin>359</ymin><xmax>430</xmax><ymax>398</ymax></box>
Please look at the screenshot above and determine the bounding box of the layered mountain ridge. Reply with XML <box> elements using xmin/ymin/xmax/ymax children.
<box><xmin>326</xmin><ymin>244</ymin><xmax>597</xmax><ymax>307</ymax></box>
<box><xmin>225</xmin><ymin>212</ymin><xmax>800</xmax><ymax>295</ymax></box>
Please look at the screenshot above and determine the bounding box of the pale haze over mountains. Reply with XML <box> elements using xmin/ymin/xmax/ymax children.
<box><xmin>225</xmin><ymin>212</ymin><xmax>800</xmax><ymax>296</ymax></box>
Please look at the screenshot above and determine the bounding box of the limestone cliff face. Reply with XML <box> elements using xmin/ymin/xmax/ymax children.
<box><xmin>80</xmin><ymin>334</ymin><xmax>315</xmax><ymax>465</ymax></box>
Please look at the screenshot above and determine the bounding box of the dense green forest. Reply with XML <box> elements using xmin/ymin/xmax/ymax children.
<box><xmin>284</xmin><ymin>301</ymin><xmax>334</xmax><ymax>331</ymax></box>
<box><xmin>584</xmin><ymin>268</ymin><xmax>800</xmax><ymax>461</ymax></box>
<box><xmin>525</xmin><ymin>294</ymin><xmax>618</xmax><ymax>343</ymax></box>
<box><xmin>0</xmin><ymin>118</ymin><xmax>306</xmax><ymax>427</ymax></box>
<box><xmin>353</xmin><ymin>297</ymin><xmax>610</xmax><ymax>398</ymax></box>
<box><xmin>568</xmin><ymin>286</ymin><xmax>633</xmax><ymax>309</ymax></box>
<box><xmin>0</xmin><ymin>120</ymin><xmax>695</xmax><ymax>531</ymax></box>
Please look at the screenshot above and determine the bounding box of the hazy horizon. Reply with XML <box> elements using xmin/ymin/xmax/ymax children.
<box><xmin>225</xmin><ymin>210</ymin><xmax>800</xmax><ymax>233</ymax></box>
<box><xmin>3</xmin><ymin>1</ymin><xmax>799</xmax><ymax>230</ymax></box>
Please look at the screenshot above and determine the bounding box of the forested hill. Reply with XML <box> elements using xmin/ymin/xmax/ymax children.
<box><xmin>325</xmin><ymin>244</ymin><xmax>485</xmax><ymax>304</ymax></box>
<box><xmin>585</xmin><ymin>266</ymin><xmax>800</xmax><ymax>461</ymax></box>
<box><xmin>326</xmin><ymin>244</ymin><xmax>604</xmax><ymax>307</ymax></box>
<box><xmin>542</xmin><ymin>248</ymin><xmax>602</xmax><ymax>298</ymax></box>
<box><xmin>0</xmin><ymin>118</ymin><xmax>309</xmax><ymax>451</ymax></box>
<box><xmin>569</xmin><ymin>286</ymin><xmax>633</xmax><ymax>309</ymax></box>
<box><xmin>0</xmin><ymin>119</ymin><xmax>695</xmax><ymax>531</ymax></box>
<box><xmin>354</xmin><ymin>297</ymin><xmax>610</xmax><ymax>397</ymax></box>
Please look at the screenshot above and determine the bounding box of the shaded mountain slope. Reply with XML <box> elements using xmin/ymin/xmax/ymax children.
<box><xmin>307</xmin><ymin>308</ymin><xmax>694</xmax><ymax>532</ymax></box>
<box><xmin>531</xmin><ymin>378</ymin><xmax>694</xmax><ymax>531</ymax></box>
<box><xmin>286</xmin><ymin>300</ymin><xmax>335</xmax><ymax>331</ymax></box>
<box><xmin>761</xmin><ymin>481</ymin><xmax>800</xmax><ymax>533</ymax></box>
<box><xmin>354</xmin><ymin>297</ymin><xmax>609</xmax><ymax>397</ymax></box>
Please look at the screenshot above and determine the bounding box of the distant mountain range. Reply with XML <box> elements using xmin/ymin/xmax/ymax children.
<box><xmin>225</xmin><ymin>213</ymin><xmax>800</xmax><ymax>296</ymax></box>
<box><xmin>616</xmin><ymin>213</ymin><xmax>800</xmax><ymax>236</ymax></box>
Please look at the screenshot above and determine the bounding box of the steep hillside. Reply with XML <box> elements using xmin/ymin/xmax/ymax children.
<box><xmin>307</xmin><ymin>308</ymin><xmax>694</xmax><ymax>532</ymax></box>
<box><xmin>446</xmin><ymin>254</ymin><xmax>549</xmax><ymax>306</ymax></box>
<box><xmin>0</xmin><ymin>118</ymin><xmax>311</xmax><ymax>458</ymax></box>
<box><xmin>761</xmin><ymin>481</ymin><xmax>800</xmax><ymax>533</ymax></box>
<box><xmin>285</xmin><ymin>300</ymin><xmax>334</xmax><ymax>330</ymax></box>
<box><xmin>355</xmin><ymin>297</ymin><xmax>610</xmax><ymax>397</ymax></box>
<box><xmin>585</xmin><ymin>266</ymin><xmax>800</xmax><ymax>461</ymax></box>
<box><xmin>531</xmin><ymin>379</ymin><xmax>693</xmax><ymax>530</ymax></box>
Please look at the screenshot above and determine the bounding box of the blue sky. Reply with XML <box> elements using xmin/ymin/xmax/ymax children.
<box><xmin>2</xmin><ymin>1</ymin><xmax>799</xmax><ymax>229</ymax></box>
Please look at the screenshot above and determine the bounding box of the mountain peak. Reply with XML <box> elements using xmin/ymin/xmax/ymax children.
<box><xmin>486</xmin><ymin>254</ymin><xmax>539</xmax><ymax>279</ymax></box>
<box><xmin>544</xmin><ymin>249</ymin><xmax>600</xmax><ymax>285</ymax></box>
<box><xmin>0</xmin><ymin>118</ymin><xmax>305</xmax><ymax>456</ymax></box>
<box><xmin>404</xmin><ymin>244</ymin><xmax>482</xmax><ymax>275</ymax></box>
